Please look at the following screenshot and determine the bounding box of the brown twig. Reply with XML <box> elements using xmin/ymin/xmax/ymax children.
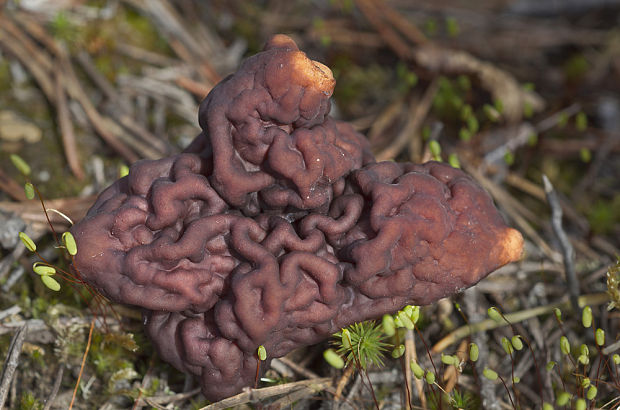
<box><xmin>543</xmin><ymin>175</ymin><xmax>580</xmax><ymax>313</ymax></box>
<box><xmin>574</xmin><ymin>130</ymin><xmax>620</xmax><ymax>199</ymax></box>
<box><xmin>373</xmin><ymin>0</ymin><xmax>428</xmax><ymax>46</ymax></box>
<box><xmin>133</xmin><ymin>387</ymin><xmax>201</xmax><ymax>407</ymax></box>
<box><xmin>75</xmin><ymin>51</ymin><xmax>171</xmax><ymax>158</ymax></box>
<box><xmin>0</xmin><ymin>168</ymin><xmax>28</xmax><ymax>202</ymax></box>
<box><xmin>198</xmin><ymin>378</ymin><xmax>332</xmax><ymax>410</ymax></box>
<box><xmin>334</xmin><ymin>364</ymin><xmax>356</xmax><ymax>401</ymax></box>
<box><xmin>0</xmin><ymin>20</ymin><xmax>55</xmax><ymax>98</ymax></box>
<box><xmin>275</xmin><ymin>356</ymin><xmax>320</xmax><ymax>379</ymax></box>
<box><xmin>355</xmin><ymin>0</ymin><xmax>413</xmax><ymax>60</ymax></box>
<box><xmin>404</xmin><ymin>329</ymin><xmax>426</xmax><ymax>409</ymax></box>
<box><xmin>55</xmin><ymin>68</ymin><xmax>85</xmax><ymax>180</ymax></box>
<box><xmin>115</xmin><ymin>42</ymin><xmax>179</xmax><ymax>67</ymax></box>
<box><xmin>376</xmin><ymin>78</ymin><xmax>439</xmax><ymax>161</ymax></box>
<box><xmin>56</xmin><ymin>47</ymin><xmax>139</xmax><ymax>162</ymax></box>
<box><xmin>42</xmin><ymin>366</ymin><xmax>64</xmax><ymax>410</ymax></box>
<box><xmin>0</xmin><ymin>324</ymin><xmax>27</xmax><ymax>407</ymax></box>
<box><xmin>176</xmin><ymin>75</ymin><xmax>212</xmax><ymax>99</ymax></box>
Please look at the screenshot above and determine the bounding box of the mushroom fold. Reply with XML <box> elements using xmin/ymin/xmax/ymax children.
<box><xmin>70</xmin><ymin>35</ymin><xmax>523</xmax><ymax>401</ymax></box>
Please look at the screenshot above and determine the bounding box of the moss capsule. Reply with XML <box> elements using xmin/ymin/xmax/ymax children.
<box><xmin>560</xmin><ymin>336</ymin><xmax>570</xmax><ymax>355</ymax></box>
<box><xmin>62</xmin><ymin>232</ymin><xmax>78</xmax><ymax>256</ymax></box>
<box><xmin>41</xmin><ymin>275</ymin><xmax>60</xmax><ymax>291</ymax></box>
<box><xmin>24</xmin><ymin>182</ymin><xmax>35</xmax><ymax>200</ymax></box>
<box><xmin>33</xmin><ymin>264</ymin><xmax>56</xmax><ymax>276</ymax></box>
<box><xmin>10</xmin><ymin>154</ymin><xmax>31</xmax><ymax>176</ymax></box>
<box><xmin>410</xmin><ymin>360</ymin><xmax>424</xmax><ymax>379</ymax></box>
<box><xmin>511</xmin><ymin>335</ymin><xmax>523</xmax><ymax>351</ymax></box>
<box><xmin>582</xmin><ymin>306</ymin><xmax>592</xmax><ymax>328</ymax></box>
<box><xmin>19</xmin><ymin>232</ymin><xmax>36</xmax><ymax>252</ymax></box>
<box><xmin>482</xmin><ymin>368</ymin><xmax>498</xmax><ymax>381</ymax></box>
<box><xmin>595</xmin><ymin>328</ymin><xmax>605</xmax><ymax>346</ymax></box>
<box><xmin>323</xmin><ymin>349</ymin><xmax>344</xmax><ymax>369</ymax></box>
<box><xmin>469</xmin><ymin>343</ymin><xmax>479</xmax><ymax>362</ymax></box>
<box><xmin>487</xmin><ymin>307</ymin><xmax>503</xmax><ymax>323</ymax></box>
<box><xmin>382</xmin><ymin>314</ymin><xmax>395</xmax><ymax>337</ymax></box>
<box><xmin>257</xmin><ymin>345</ymin><xmax>267</xmax><ymax>361</ymax></box>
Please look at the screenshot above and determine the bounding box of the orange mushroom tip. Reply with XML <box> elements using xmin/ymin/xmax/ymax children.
<box><xmin>70</xmin><ymin>35</ymin><xmax>523</xmax><ymax>401</ymax></box>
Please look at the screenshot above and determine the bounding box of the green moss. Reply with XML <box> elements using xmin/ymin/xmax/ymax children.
<box><xmin>586</xmin><ymin>195</ymin><xmax>620</xmax><ymax>235</ymax></box>
<box><xmin>123</xmin><ymin>9</ymin><xmax>169</xmax><ymax>53</ymax></box>
<box><xmin>0</xmin><ymin>335</ymin><xmax>10</xmax><ymax>361</ymax></box>
<box><xmin>30</xmin><ymin>297</ymin><xmax>50</xmax><ymax>320</ymax></box>
<box><xmin>433</xmin><ymin>76</ymin><xmax>467</xmax><ymax>119</ymax></box>
<box><xmin>50</xmin><ymin>11</ymin><xmax>78</xmax><ymax>42</ymax></box>
<box><xmin>89</xmin><ymin>330</ymin><xmax>142</xmax><ymax>380</ymax></box>
<box><xmin>332</xmin><ymin>60</ymin><xmax>393</xmax><ymax>117</ymax></box>
<box><xmin>563</xmin><ymin>54</ymin><xmax>589</xmax><ymax>83</ymax></box>
<box><xmin>231</xmin><ymin>4</ymin><xmax>264</xmax><ymax>54</ymax></box>
<box><xmin>20</xmin><ymin>391</ymin><xmax>43</xmax><ymax>410</ymax></box>
<box><xmin>0</xmin><ymin>59</ymin><xmax>11</xmax><ymax>92</ymax></box>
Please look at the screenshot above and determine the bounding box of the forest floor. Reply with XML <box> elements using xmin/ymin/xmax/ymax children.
<box><xmin>0</xmin><ymin>0</ymin><xmax>619</xmax><ymax>409</ymax></box>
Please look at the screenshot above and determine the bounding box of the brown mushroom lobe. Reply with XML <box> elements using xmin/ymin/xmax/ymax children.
<box><xmin>70</xmin><ymin>35</ymin><xmax>523</xmax><ymax>401</ymax></box>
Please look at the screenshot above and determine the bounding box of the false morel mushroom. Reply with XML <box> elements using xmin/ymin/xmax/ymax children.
<box><xmin>70</xmin><ymin>34</ymin><xmax>523</xmax><ymax>401</ymax></box>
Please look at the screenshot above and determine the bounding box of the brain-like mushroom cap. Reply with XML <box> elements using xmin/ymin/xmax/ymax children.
<box><xmin>191</xmin><ymin>34</ymin><xmax>373</xmax><ymax>215</ymax></box>
<box><xmin>69</xmin><ymin>35</ymin><xmax>523</xmax><ymax>402</ymax></box>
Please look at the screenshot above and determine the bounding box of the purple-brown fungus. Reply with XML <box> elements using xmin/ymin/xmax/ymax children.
<box><xmin>70</xmin><ymin>35</ymin><xmax>523</xmax><ymax>401</ymax></box>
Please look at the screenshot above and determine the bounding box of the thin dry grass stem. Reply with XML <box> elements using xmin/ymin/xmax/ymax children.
<box><xmin>137</xmin><ymin>388</ymin><xmax>201</xmax><ymax>408</ymax></box>
<box><xmin>543</xmin><ymin>175</ymin><xmax>580</xmax><ymax>312</ymax></box>
<box><xmin>42</xmin><ymin>366</ymin><xmax>64</xmax><ymax>410</ymax></box>
<box><xmin>0</xmin><ymin>324</ymin><xmax>27</xmax><ymax>408</ymax></box>
<box><xmin>55</xmin><ymin>69</ymin><xmax>85</xmax><ymax>181</ymax></box>
<box><xmin>403</xmin><ymin>329</ymin><xmax>421</xmax><ymax>409</ymax></box>
<box><xmin>309</xmin><ymin>23</ymin><xmax>384</xmax><ymax>49</ymax></box>
<box><xmin>367</xmin><ymin>96</ymin><xmax>406</xmax><ymax>147</ymax></box>
<box><xmin>0</xmin><ymin>168</ymin><xmax>28</xmax><ymax>202</ymax></box>
<box><xmin>199</xmin><ymin>378</ymin><xmax>332</xmax><ymax>410</ymax></box>
<box><xmin>373</xmin><ymin>0</ymin><xmax>428</xmax><ymax>46</ymax></box>
<box><xmin>355</xmin><ymin>0</ymin><xmax>413</xmax><ymax>60</ymax></box>
<box><xmin>276</xmin><ymin>356</ymin><xmax>320</xmax><ymax>379</ymax></box>
<box><xmin>115</xmin><ymin>42</ymin><xmax>178</xmax><ymax>66</ymax></box>
<box><xmin>410</xmin><ymin>352</ymin><xmax>427</xmax><ymax>408</ymax></box>
<box><xmin>74</xmin><ymin>50</ymin><xmax>170</xmax><ymax>158</ymax></box>
<box><xmin>69</xmin><ymin>318</ymin><xmax>95</xmax><ymax>410</ymax></box>
<box><xmin>0</xmin><ymin>17</ymin><xmax>55</xmax><ymax>94</ymax></box>
<box><xmin>376</xmin><ymin>78</ymin><xmax>439</xmax><ymax>161</ymax></box>
<box><xmin>334</xmin><ymin>363</ymin><xmax>356</xmax><ymax>401</ymax></box>
<box><xmin>175</xmin><ymin>75</ymin><xmax>212</xmax><ymax>98</ymax></box>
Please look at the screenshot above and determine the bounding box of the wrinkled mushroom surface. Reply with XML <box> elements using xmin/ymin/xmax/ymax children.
<box><xmin>70</xmin><ymin>35</ymin><xmax>523</xmax><ymax>401</ymax></box>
